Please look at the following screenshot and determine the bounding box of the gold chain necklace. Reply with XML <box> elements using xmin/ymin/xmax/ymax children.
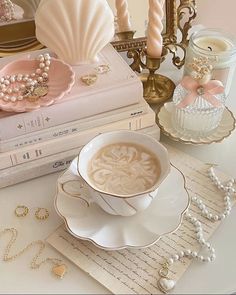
<box><xmin>1</xmin><ymin>228</ymin><xmax>67</xmax><ymax>279</ymax></box>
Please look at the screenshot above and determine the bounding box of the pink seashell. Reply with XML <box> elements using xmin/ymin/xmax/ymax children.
<box><xmin>0</xmin><ymin>58</ymin><xmax>75</xmax><ymax>112</ymax></box>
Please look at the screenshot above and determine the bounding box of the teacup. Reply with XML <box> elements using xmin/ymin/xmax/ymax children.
<box><xmin>73</xmin><ymin>130</ymin><xmax>170</xmax><ymax>217</ymax></box>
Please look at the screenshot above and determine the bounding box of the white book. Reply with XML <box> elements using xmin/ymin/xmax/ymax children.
<box><xmin>0</xmin><ymin>125</ymin><xmax>160</xmax><ymax>189</ymax></box>
<box><xmin>0</xmin><ymin>108</ymin><xmax>156</xmax><ymax>170</ymax></box>
<box><xmin>0</xmin><ymin>99</ymin><xmax>149</xmax><ymax>152</ymax></box>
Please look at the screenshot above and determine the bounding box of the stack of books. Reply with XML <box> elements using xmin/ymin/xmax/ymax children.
<box><xmin>0</xmin><ymin>45</ymin><xmax>160</xmax><ymax>188</ymax></box>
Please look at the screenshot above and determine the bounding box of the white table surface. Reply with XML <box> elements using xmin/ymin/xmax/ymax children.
<box><xmin>0</xmin><ymin>63</ymin><xmax>236</xmax><ymax>294</ymax></box>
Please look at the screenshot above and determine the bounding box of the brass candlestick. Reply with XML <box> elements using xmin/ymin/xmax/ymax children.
<box><xmin>116</xmin><ymin>30</ymin><xmax>136</xmax><ymax>41</ymax></box>
<box><xmin>140</xmin><ymin>48</ymin><xmax>176</xmax><ymax>105</ymax></box>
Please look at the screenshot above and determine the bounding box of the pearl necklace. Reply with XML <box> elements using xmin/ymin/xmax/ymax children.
<box><xmin>0</xmin><ymin>53</ymin><xmax>51</xmax><ymax>103</ymax></box>
<box><xmin>157</xmin><ymin>167</ymin><xmax>235</xmax><ymax>294</ymax></box>
<box><xmin>0</xmin><ymin>0</ymin><xmax>15</xmax><ymax>22</ymax></box>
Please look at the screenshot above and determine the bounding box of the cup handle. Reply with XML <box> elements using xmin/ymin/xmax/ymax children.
<box><xmin>60</xmin><ymin>175</ymin><xmax>93</xmax><ymax>207</ymax></box>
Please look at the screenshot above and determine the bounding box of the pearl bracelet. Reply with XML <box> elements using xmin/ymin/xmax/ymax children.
<box><xmin>157</xmin><ymin>167</ymin><xmax>235</xmax><ymax>294</ymax></box>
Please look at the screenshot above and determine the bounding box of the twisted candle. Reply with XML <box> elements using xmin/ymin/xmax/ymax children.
<box><xmin>115</xmin><ymin>0</ymin><xmax>132</xmax><ymax>32</ymax></box>
<box><xmin>147</xmin><ymin>0</ymin><xmax>165</xmax><ymax>58</ymax></box>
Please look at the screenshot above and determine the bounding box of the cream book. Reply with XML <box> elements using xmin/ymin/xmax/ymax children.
<box><xmin>0</xmin><ymin>125</ymin><xmax>160</xmax><ymax>189</ymax></box>
<box><xmin>47</xmin><ymin>145</ymin><xmax>235</xmax><ymax>294</ymax></box>
<box><xmin>0</xmin><ymin>107</ymin><xmax>156</xmax><ymax>170</ymax></box>
<box><xmin>0</xmin><ymin>99</ymin><xmax>149</xmax><ymax>152</ymax></box>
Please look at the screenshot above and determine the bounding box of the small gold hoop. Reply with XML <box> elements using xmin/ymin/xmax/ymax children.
<box><xmin>15</xmin><ymin>205</ymin><xmax>29</xmax><ymax>217</ymax></box>
<box><xmin>35</xmin><ymin>208</ymin><xmax>49</xmax><ymax>221</ymax></box>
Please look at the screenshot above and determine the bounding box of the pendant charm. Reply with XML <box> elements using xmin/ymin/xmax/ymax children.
<box><xmin>33</xmin><ymin>85</ymin><xmax>49</xmax><ymax>97</ymax></box>
<box><xmin>80</xmin><ymin>74</ymin><xmax>98</xmax><ymax>86</ymax></box>
<box><xmin>52</xmin><ymin>264</ymin><xmax>67</xmax><ymax>279</ymax></box>
<box><xmin>24</xmin><ymin>84</ymin><xmax>49</xmax><ymax>102</ymax></box>
<box><xmin>158</xmin><ymin>263</ymin><xmax>176</xmax><ymax>294</ymax></box>
<box><xmin>158</xmin><ymin>277</ymin><xmax>176</xmax><ymax>294</ymax></box>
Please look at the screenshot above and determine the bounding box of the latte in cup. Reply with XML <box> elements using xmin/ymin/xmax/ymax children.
<box><xmin>78</xmin><ymin>130</ymin><xmax>170</xmax><ymax>216</ymax></box>
<box><xmin>87</xmin><ymin>142</ymin><xmax>161</xmax><ymax>196</ymax></box>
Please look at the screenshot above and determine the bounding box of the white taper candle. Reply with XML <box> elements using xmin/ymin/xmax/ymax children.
<box><xmin>147</xmin><ymin>0</ymin><xmax>165</xmax><ymax>58</ymax></box>
<box><xmin>115</xmin><ymin>0</ymin><xmax>132</xmax><ymax>32</ymax></box>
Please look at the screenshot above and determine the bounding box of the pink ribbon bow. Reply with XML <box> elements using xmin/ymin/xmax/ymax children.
<box><xmin>177</xmin><ymin>76</ymin><xmax>225</xmax><ymax>109</ymax></box>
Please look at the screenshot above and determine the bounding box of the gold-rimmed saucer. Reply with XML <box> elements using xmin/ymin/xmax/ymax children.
<box><xmin>157</xmin><ymin>103</ymin><xmax>236</xmax><ymax>145</ymax></box>
<box><xmin>54</xmin><ymin>159</ymin><xmax>190</xmax><ymax>250</ymax></box>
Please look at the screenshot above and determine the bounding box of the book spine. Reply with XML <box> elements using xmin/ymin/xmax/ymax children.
<box><xmin>0</xmin><ymin>125</ymin><xmax>160</xmax><ymax>189</ymax></box>
<box><xmin>0</xmin><ymin>82</ymin><xmax>142</xmax><ymax>141</ymax></box>
<box><xmin>0</xmin><ymin>148</ymin><xmax>79</xmax><ymax>189</ymax></box>
<box><xmin>0</xmin><ymin>103</ymin><xmax>148</xmax><ymax>152</ymax></box>
<box><xmin>0</xmin><ymin>110</ymin><xmax>156</xmax><ymax>170</ymax></box>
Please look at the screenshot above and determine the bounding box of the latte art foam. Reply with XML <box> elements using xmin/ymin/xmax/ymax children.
<box><xmin>87</xmin><ymin>143</ymin><xmax>161</xmax><ymax>196</ymax></box>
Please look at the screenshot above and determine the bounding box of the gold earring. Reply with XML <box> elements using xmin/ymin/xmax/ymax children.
<box><xmin>35</xmin><ymin>208</ymin><xmax>49</xmax><ymax>221</ymax></box>
<box><xmin>15</xmin><ymin>205</ymin><xmax>29</xmax><ymax>217</ymax></box>
<box><xmin>80</xmin><ymin>74</ymin><xmax>98</xmax><ymax>86</ymax></box>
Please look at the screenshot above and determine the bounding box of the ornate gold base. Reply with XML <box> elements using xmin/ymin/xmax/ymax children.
<box><xmin>140</xmin><ymin>73</ymin><xmax>176</xmax><ymax>105</ymax></box>
<box><xmin>116</xmin><ymin>30</ymin><xmax>136</xmax><ymax>41</ymax></box>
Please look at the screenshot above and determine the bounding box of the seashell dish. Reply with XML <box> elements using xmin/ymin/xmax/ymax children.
<box><xmin>35</xmin><ymin>0</ymin><xmax>115</xmax><ymax>65</ymax></box>
<box><xmin>0</xmin><ymin>58</ymin><xmax>75</xmax><ymax>113</ymax></box>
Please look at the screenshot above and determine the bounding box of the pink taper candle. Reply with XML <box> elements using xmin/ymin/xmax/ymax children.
<box><xmin>115</xmin><ymin>0</ymin><xmax>132</xmax><ymax>32</ymax></box>
<box><xmin>147</xmin><ymin>0</ymin><xmax>165</xmax><ymax>58</ymax></box>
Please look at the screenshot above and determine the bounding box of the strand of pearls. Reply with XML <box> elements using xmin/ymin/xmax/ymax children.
<box><xmin>191</xmin><ymin>168</ymin><xmax>235</xmax><ymax>222</ymax></box>
<box><xmin>0</xmin><ymin>53</ymin><xmax>51</xmax><ymax>102</ymax></box>
<box><xmin>166</xmin><ymin>212</ymin><xmax>216</xmax><ymax>267</ymax></box>
<box><xmin>158</xmin><ymin>167</ymin><xmax>235</xmax><ymax>293</ymax></box>
<box><xmin>208</xmin><ymin>167</ymin><xmax>236</xmax><ymax>195</ymax></box>
<box><xmin>0</xmin><ymin>0</ymin><xmax>15</xmax><ymax>22</ymax></box>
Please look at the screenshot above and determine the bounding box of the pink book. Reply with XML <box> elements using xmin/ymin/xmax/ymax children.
<box><xmin>0</xmin><ymin>44</ymin><xmax>143</xmax><ymax>140</ymax></box>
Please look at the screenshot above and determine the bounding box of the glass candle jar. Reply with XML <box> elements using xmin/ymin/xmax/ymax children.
<box><xmin>184</xmin><ymin>29</ymin><xmax>236</xmax><ymax>97</ymax></box>
<box><xmin>172</xmin><ymin>83</ymin><xmax>226</xmax><ymax>136</ymax></box>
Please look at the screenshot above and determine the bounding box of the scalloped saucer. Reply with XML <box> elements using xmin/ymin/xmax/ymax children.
<box><xmin>54</xmin><ymin>158</ymin><xmax>190</xmax><ymax>250</ymax></box>
<box><xmin>157</xmin><ymin>103</ymin><xmax>236</xmax><ymax>145</ymax></box>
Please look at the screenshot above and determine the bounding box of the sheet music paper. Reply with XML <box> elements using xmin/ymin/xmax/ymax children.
<box><xmin>47</xmin><ymin>145</ymin><xmax>235</xmax><ymax>294</ymax></box>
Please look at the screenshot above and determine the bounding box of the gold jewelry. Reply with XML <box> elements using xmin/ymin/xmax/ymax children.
<box><xmin>14</xmin><ymin>205</ymin><xmax>29</xmax><ymax>217</ymax></box>
<box><xmin>80</xmin><ymin>65</ymin><xmax>110</xmax><ymax>87</ymax></box>
<box><xmin>35</xmin><ymin>208</ymin><xmax>49</xmax><ymax>220</ymax></box>
<box><xmin>95</xmin><ymin>64</ymin><xmax>110</xmax><ymax>74</ymax></box>
<box><xmin>26</xmin><ymin>84</ymin><xmax>49</xmax><ymax>102</ymax></box>
<box><xmin>80</xmin><ymin>74</ymin><xmax>98</xmax><ymax>86</ymax></box>
<box><xmin>0</xmin><ymin>228</ymin><xmax>67</xmax><ymax>279</ymax></box>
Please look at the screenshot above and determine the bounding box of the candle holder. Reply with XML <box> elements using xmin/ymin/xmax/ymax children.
<box><xmin>140</xmin><ymin>48</ymin><xmax>176</xmax><ymax>105</ymax></box>
<box><xmin>116</xmin><ymin>30</ymin><xmax>136</xmax><ymax>41</ymax></box>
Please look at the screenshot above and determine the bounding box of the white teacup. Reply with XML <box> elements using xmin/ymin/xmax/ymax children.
<box><xmin>72</xmin><ymin>130</ymin><xmax>170</xmax><ymax>217</ymax></box>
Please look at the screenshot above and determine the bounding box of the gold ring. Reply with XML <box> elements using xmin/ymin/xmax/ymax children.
<box><xmin>80</xmin><ymin>74</ymin><xmax>98</xmax><ymax>86</ymax></box>
<box><xmin>95</xmin><ymin>64</ymin><xmax>110</xmax><ymax>74</ymax></box>
<box><xmin>35</xmin><ymin>208</ymin><xmax>49</xmax><ymax>221</ymax></box>
<box><xmin>15</xmin><ymin>205</ymin><xmax>29</xmax><ymax>217</ymax></box>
